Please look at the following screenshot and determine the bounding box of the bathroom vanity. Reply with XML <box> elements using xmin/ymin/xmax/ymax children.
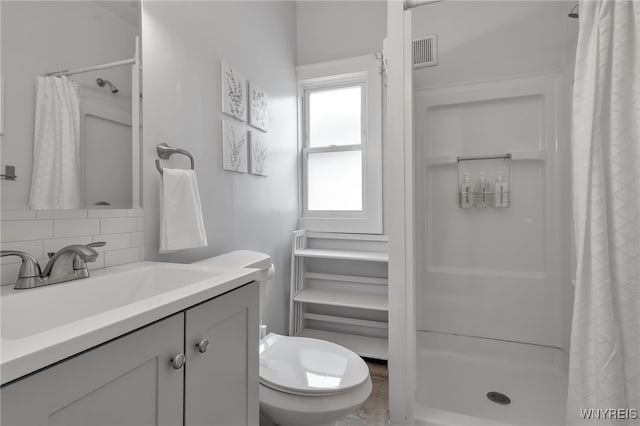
<box><xmin>1</xmin><ymin>262</ymin><xmax>260</xmax><ymax>426</ymax></box>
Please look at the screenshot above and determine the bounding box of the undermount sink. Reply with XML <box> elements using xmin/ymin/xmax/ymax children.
<box><xmin>1</xmin><ymin>261</ymin><xmax>260</xmax><ymax>385</ymax></box>
<box><xmin>2</xmin><ymin>264</ymin><xmax>222</xmax><ymax>340</ymax></box>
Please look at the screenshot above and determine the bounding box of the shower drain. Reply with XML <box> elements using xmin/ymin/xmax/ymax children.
<box><xmin>487</xmin><ymin>391</ymin><xmax>511</xmax><ymax>405</ymax></box>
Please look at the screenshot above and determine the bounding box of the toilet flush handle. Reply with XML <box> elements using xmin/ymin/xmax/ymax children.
<box><xmin>196</xmin><ymin>338</ymin><xmax>210</xmax><ymax>353</ymax></box>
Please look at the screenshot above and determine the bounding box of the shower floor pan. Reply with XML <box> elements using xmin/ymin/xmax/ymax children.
<box><xmin>415</xmin><ymin>331</ymin><xmax>568</xmax><ymax>426</ymax></box>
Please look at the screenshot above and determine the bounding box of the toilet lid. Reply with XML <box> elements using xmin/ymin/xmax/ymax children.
<box><xmin>259</xmin><ymin>334</ymin><xmax>370</xmax><ymax>396</ymax></box>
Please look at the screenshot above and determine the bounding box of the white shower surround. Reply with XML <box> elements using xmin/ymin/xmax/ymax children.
<box><xmin>415</xmin><ymin>73</ymin><xmax>571</xmax><ymax>349</ymax></box>
<box><xmin>412</xmin><ymin>71</ymin><xmax>573</xmax><ymax>425</ymax></box>
<box><xmin>394</xmin><ymin>2</ymin><xmax>580</xmax><ymax>424</ymax></box>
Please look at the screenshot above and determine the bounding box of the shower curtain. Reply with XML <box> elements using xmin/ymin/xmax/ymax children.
<box><xmin>29</xmin><ymin>75</ymin><xmax>82</xmax><ymax>209</ymax></box>
<box><xmin>568</xmin><ymin>0</ymin><xmax>639</xmax><ymax>424</ymax></box>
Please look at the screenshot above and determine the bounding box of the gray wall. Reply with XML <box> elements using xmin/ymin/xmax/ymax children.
<box><xmin>296</xmin><ymin>0</ymin><xmax>387</xmax><ymax>65</ymax></box>
<box><xmin>142</xmin><ymin>1</ymin><xmax>298</xmax><ymax>334</ymax></box>
<box><xmin>412</xmin><ymin>1</ymin><xmax>578</xmax><ymax>89</ymax></box>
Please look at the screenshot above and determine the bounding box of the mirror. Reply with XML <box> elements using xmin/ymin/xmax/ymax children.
<box><xmin>0</xmin><ymin>0</ymin><xmax>141</xmax><ymax>210</ymax></box>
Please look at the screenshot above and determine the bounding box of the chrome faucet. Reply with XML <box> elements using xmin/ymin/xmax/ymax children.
<box><xmin>0</xmin><ymin>242</ymin><xmax>105</xmax><ymax>289</ymax></box>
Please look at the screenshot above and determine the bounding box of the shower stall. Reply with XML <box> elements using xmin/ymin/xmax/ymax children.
<box><xmin>405</xmin><ymin>2</ymin><xmax>579</xmax><ymax>424</ymax></box>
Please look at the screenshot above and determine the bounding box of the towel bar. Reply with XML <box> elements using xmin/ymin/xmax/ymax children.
<box><xmin>155</xmin><ymin>143</ymin><xmax>195</xmax><ymax>174</ymax></box>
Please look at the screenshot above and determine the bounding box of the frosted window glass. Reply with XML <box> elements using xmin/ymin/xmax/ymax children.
<box><xmin>309</xmin><ymin>86</ymin><xmax>362</xmax><ymax>147</ymax></box>
<box><xmin>308</xmin><ymin>151</ymin><xmax>362</xmax><ymax>211</ymax></box>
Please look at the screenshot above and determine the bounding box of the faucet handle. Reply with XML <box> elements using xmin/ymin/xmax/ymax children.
<box><xmin>49</xmin><ymin>242</ymin><xmax>105</xmax><ymax>259</ymax></box>
<box><xmin>0</xmin><ymin>250</ymin><xmax>42</xmax><ymax>278</ymax></box>
<box><xmin>72</xmin><ymin>242</ymin><xmax>106</xmax><ymax>270</ymax></box>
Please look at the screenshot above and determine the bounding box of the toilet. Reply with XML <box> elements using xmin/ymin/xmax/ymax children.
<box><xmin>193</xmin><ymin>251</ymin><xmax>372</xmax><ymax>426</ymax></box>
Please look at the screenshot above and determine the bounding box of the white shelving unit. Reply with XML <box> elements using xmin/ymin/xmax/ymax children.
<box><xmin>289</xmin><ymin>230</ymin><xmax>389</xmax><ymax>360</ymax></box>
<box><xmin>294</xmin><ymin>249</ymin><xmax>389</xmax><ymax>262</ymax></box>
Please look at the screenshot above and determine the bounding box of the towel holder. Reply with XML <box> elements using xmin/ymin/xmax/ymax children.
<box><xmin>155</xmin><ymin>143</ymin><xmax>195</xmax><ymax>174</ymax></box>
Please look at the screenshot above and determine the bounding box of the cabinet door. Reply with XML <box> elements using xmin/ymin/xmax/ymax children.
<box><xmin>1</xmin><ymin>314</ymin><xmax>184</xmax><ymax>426</ymax></box>
<box><xmin>185</xmin><ymin>282</ymin><xmax>259</xmax><ymax>426</ymax></box>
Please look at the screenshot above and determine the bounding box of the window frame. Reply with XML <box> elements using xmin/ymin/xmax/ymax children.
<box><xmin>297</xmin><ymin>55</ymin><xmax>383</xmax><ymax>234</ymax></box>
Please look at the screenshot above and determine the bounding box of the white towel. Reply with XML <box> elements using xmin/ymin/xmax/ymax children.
<box><xmin>29</xmin><ymin>76</ymin><xmax>82</xmax><ymax>209</ymax></box>
<box><xmin>159</xmin><ymin>169</ymin><xmax>208</xmax><ymax>253</ymax></box>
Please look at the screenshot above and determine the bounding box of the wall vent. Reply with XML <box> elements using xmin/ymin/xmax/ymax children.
<box><xmin>413</xmin><ymin>35</ymin><xmax>438</xmax><ymax>68</ymax></box>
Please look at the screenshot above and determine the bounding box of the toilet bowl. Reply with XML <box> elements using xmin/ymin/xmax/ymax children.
<box><xmin>193</xmin><ymin>251</ymin><xmax>372</xmax><ymax>426</ymax></box>
<box><xmin>259</xmin><ymin>333</ymin><xmax>372</xmax><ymax>426</ymax></box>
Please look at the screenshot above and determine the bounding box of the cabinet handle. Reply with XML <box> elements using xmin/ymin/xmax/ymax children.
<box><xmin>170</xmin><ymin>353</ymin><xmax>186</xmax><ymax>369</ymax></box>
<box><xmin>196</xmin><ymin>338</ymin><xmax>210</xmax><ymax>353</ymax></box>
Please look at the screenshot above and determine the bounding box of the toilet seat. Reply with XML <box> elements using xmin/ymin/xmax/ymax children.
<box><xmin>259</xmin><ymin>333</ymin><xmax>369</xmax><ymax>396</ymax></box>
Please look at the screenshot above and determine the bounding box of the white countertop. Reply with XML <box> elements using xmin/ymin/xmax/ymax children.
<box><xmin>1</xmin><ymin>261</ymin><xmax>260</xmax><ymax>385</ymax></box>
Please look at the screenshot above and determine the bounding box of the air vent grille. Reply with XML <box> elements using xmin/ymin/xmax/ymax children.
<box><xmin>413</xmin><ymin>35</ymin><xmax>438</xmax><ymax>68</ymax></box>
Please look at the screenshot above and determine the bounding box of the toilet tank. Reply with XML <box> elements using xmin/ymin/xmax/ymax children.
<box><xmin>192</xmin><ymin>250</ymin><xmax>274</xmax><ymax>283</ymax></box>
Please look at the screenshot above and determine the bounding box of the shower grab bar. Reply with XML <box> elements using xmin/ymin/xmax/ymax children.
<box><xmin>155</xmin><ymin>143</ymin><xmax>195</xmax><ymax>174</ymax></box>
<box><xmin>457</xmin><ymin>153</ymin><xmax>512</xmax><ymax>162</ymax></box>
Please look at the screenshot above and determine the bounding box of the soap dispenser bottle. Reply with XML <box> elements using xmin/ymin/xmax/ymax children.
<box><xmin>495</xmin><ymin>170</ymin><xmax>509</xmax><ymax>208</ymax></box>
<box><xmin>475</xmin><ymin>172</ymin><xmax>489</xmax><ymax>207</ymax></box>
<box><xmin>460</xmin><ymin>173</ymin><xmax>473</xmax><ymax>208</ymax></box>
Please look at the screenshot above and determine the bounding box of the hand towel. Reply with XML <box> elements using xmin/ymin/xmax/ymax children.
<box><xmin>159</xmin><ymin>169</ymin><xmax>208</xmax><ymax>253</ymax></box>
<box><xmin>29</xmin><ymin>76</ymin><xmax>82</xmax><ymax>209</ymax></box>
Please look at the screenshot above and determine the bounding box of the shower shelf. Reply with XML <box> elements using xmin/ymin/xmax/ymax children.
<box><xmin>424</xmin><ymin>150</ymin><xmax>547</xmax><ymax>166</ymax></box>
<box><xmin>289</xmin><ymin>230</ymin><xmax>389</xmax><ymax>360</ymax></box>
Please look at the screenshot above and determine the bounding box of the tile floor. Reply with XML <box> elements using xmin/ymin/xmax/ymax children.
<box><xmin>338</xmin><ymin>360</ymin><xmax>389</xmax><ymax>426</ymax></box>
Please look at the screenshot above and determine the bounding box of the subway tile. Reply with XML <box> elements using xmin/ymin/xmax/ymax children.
<box><xmin>1</xmin><ymin>257</ymin><xmax>47</xmax><ymax>287</ymax></box>
<box><xmin>136</xmin><ymin>217</ymin><xmax>144</xmax><ymax>232</ymax></box>
<box><xmin>127</xmin><ymin>208</ymin><xmax>144</xmax><ymax>217</ymax></box>
<box><xmin>43</xmin><ymin>237</ymin><xmax>93</xmax><ymax>256</ymax></box>
<box><xmin>88</xmin><ymin>209</ymin><xmax>128</xmax><ymax>218</ymax></box>
<box><xmin>1</xmin><ymin>210</ymin><xmax>36</xmax><ymax>221</ymax></box>
<box><xmin>0</xmin><ymin>240</ymin><xmax>44</xmax><ymax>264</ymax></box>
<box><xmin>130</xmin><ymin>232</ymin><xmax>144</xmax><ymax>248</ymax></box>
<box><xmin>101</xmin><ymin>217</ymin><xmax>137</xmax><ymax>234</ymax></box>
<box><xmin>36</xmin><ymin>210</ymin><xmax>87</xmax><ymax>219</ymax></box>
<box><xmin>53</xmin><ymin>219</ymin><xmax>100</xmax><ymax>238</ymax></box>
<box><xmin>1</xmin><ymin>262</ymin><xmax>22</xmax><ymax>286</ymax></box>
<box><xmin>93</xmin><ymin>233</ymin><xmax>130</xmax><ymax>252</ymax></box>
<box><xmin>88</xmin><ymin>256</ymin><xmax>105</xmax><ymax>271</ymax></box>
<box><xmin>1</xmin><ymin>220</ymin><xmax>53</xmax><ymax>242</ymax></box>
<box><xmin>104</xmin><ymin>248</ymin><xmax>139</xmax><ymax>268</ymax></box>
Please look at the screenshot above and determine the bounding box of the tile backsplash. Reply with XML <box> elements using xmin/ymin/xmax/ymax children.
<box><xmin>1</xmin><ymin>209</ymin><xmax>144</xmax><ymax>287</ymax></box>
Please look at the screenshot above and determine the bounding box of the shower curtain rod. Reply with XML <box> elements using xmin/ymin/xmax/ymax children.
<box><xmin>44</xmin><ymin>58</ymin><xmax>135</xmax><ymax>77</ymax></box>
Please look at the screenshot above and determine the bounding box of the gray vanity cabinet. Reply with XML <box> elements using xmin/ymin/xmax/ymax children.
<box><xmin>185</xmin><ymin>281</ymin><xmax>260</xmax><ymax>426</ymax></box>
<box><xmin>1</xmin><ymin>282</ymin><xmax>259</xmax><ymax>426</ymax></box>
<box><xmin>1</xmin><ymin>314</ymin><xmax>185</xmax><ymax>426</ymax></box>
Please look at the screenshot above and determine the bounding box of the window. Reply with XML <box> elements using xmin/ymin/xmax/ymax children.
<box><xmin>298</xmin><ymin>56</ymin><xmax>383</xmax><ymax>234</ymax></box>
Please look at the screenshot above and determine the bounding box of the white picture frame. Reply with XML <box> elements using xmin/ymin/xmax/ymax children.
<box><xmin>221</xmin><ymin>61</ymin><xmax>247</xmax><ymax>122</ymax></box>
<box><xmin>249</xmin><ymin>83</ymin><xmax>268</xmax><ymax>131</ymax></box>
<box><xmin>249</xmin><ymin>131</ymin><xmax>268</xmax><ymax>176</ymax></box>
<box><xmin>222</xmin><ymin>120</ymin><xmax>248</xmax><ymax>173</ymax></box>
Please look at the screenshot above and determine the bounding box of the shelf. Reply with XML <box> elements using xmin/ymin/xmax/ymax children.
<box><xmin>306</xmin><ymin>232</ymin><xmax>389</xmax><ymax>242</ymax></box>
<box><xmin>297</xmin><ymin>328</ymin><xmax>388</xmax><ymax>360</ymax></box>
<box><xmin>294</xmin><ymin>248</ymin><xmax>388</xmax><ymax>262</ymax></box>
<box><xmin>304</xmin><ymin>313</ymin><xmax>388</xmax><ymax>329</ymax></box>
<box><xmin>305</xmin><ymin>272</ymin><xmax>388</xmax><ymax>286</ymax></box>
<box><xmin>294</xmin><ymin>288</ymin><xmax>388</xmax><ymax>311</ymax></box>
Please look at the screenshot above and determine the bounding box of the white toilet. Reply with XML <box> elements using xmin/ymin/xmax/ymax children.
<box><xmin>193</xmin><ymin>251</ymin><xmax>372</xmax><ymax>426</ymax></box>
